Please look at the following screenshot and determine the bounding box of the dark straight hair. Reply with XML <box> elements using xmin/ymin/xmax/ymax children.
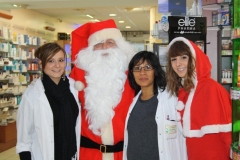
<box><xmin>128</xmin><ymin>51</ymin><xmax>166</xmax><ymax>96</ymax></box>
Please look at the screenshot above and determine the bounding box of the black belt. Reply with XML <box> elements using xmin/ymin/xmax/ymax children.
<box><xmin>80</xmin><ymin>136</ymin><xmax>124</xmax><ymax>153</ymax></box>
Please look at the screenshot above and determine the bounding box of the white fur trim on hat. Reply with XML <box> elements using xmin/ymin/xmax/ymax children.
<box><xmin>74</xmin><ymin>81</ymin><xmax>84</xmax><ymax>91</ymax></box>
<box><xmin>176</xmin><ymin>101</ymin><xmax>185</xmax><ymax>111</ymax></box>
<box><xmin>168</xmin><ymin>37</ymin><xmax>196</xmax><ymax>59</ymax></box>
<box><xmin>88</xmin><ymin>28</ymin><xmax>122</xmax><ymax>46</ymax></box>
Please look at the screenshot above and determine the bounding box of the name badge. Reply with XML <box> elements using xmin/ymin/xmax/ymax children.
<box><xmin>165</xmin><ymin>125</ymin><xmax>176</xmax><ymax>134</ymax></box>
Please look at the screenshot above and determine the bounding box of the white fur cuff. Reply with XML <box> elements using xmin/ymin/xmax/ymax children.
<box><xmin>176</xmin><ymin>101</ymin><xmax>185</xmax><ymax>111</ymax></box>
<box><xmin>74</xmin><ymin>81</ymin><xmax>85</xmax><ymax>91</ymax></box>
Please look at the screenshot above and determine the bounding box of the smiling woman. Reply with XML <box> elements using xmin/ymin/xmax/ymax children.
<box><xmin>166</xmin><ymin>37</ymin><xmax>232</xmax><ymax>160</ymax></box>
<box><xmin>16</xmin><ymin>42</ymin><xmax>81</xmax><ymax>160</ymax></box>
<box><xmin>35</xmin><ymin>43</ymin><xmax>67</xmax><ymax>84</ymax></box>
<box><xmin>42</xmin><ymin>50</ymin><xmax>66</xmax><ymax>84</ymax></box>
<box><xmin>123</xmin><ymin>50</ymin><xmax>187</xmax><ymax>160</ymax></box>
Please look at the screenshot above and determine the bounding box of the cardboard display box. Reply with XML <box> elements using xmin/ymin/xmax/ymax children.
<box><xmin>0</xmin><ymin>122</ymin><xmax>17</xmax><ymax>143</ymax></box>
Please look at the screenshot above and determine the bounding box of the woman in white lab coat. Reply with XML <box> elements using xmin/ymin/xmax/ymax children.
<box><xmin>123</xmin><ymin>51</ymin><xmax>187</xmax><ymax>160</ymax></box>
<box><xmin>16</xmin><ymin>43</ymin><xmax>81</xmax><ymax>160</ymax></box>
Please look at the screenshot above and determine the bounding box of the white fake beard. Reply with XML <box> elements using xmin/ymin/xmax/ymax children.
<box><xmin>76</xmin><ymin>47</ymin><xmax>128</xmax><ymax>135</ymax></box>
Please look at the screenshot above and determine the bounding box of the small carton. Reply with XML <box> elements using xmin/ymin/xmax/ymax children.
<box><xmin>218</xmin><ymin>9</ymin><xmax>230</xmax><ymax>25</ymax></box>
<box><xmin>212</xmin><ymin>11</ymin><xmax>218</xmax><ymax>26</ymax></box>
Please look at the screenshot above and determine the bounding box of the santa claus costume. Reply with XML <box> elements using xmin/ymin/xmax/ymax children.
<box><xmin>70</xmin><ymin>19</ymin><xmax>135</xmax><ymax>160</ymax></box>
<box><xmin>168</xmin><ymin>37</ymin><xmax>232</xmax><ymax>160</ymax></box>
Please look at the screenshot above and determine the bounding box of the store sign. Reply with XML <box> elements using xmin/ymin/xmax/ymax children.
<box><xmin>168</xmin><ymin>16</ymin><xmax>206</xmax><ymax>35</ymax></box>
<box><xmin>178</xmin><ymin>17</ymin><xmax>195</xmax><ymax>26</ymax></box>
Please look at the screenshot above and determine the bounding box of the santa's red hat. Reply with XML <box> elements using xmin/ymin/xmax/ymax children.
<box><xmin>71</xmin><ymin>19</ymin><xmax>122</xmax><ymax>61</ymax></box>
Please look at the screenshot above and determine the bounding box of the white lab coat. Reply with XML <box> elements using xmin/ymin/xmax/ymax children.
<box><xmin>16</xmin><ymin>77</ymin><xmax>81</xmax><ymax>160</ymax></box>
<box><xmin>123</xmin><ymin>89</ymin><xmax>187</xmax><ymax>160</ymax></box>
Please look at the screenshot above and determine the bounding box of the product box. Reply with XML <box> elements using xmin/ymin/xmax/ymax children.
<box><xmin>58</xmin><ymin>32</ymin><xmax>68</xmax><ymax>40</ymax></box>
<box><xmin>218</xmin><ymin>9</ymin><xmax>230</xmax><ymax>25</ymax></box>
<box><xmin>0</xmin><ymin>122</ymin><xmax>17</xmax><ymax>143</ymax></box>
<box><xmin>222</xmin><ymin>78</ymin><xmax>232</xmax><ymax>83</ymax></box>
<box><xmin>202</xmin><ymin>0</ymin><xmax>224</xmax><ymax>5</ymax></box>
<box><xmin>212</xmin><ymin>11</ymin><xmax>218</xmax><ymax>26</ymax></box>
<box><xmin>222</xmin><ymin>50</ymin><xmax>232</xmax><ymax>55</ymax></box>
<box><xmin>2</xmin><ymin>27</ymin><xmax>8</xmax><ymax>39</ymax></box>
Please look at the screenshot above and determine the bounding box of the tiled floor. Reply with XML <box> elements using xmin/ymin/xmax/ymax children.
<box><xmin>0</xmin><ymin>147</ymin><xmax>19</xmax><ymax>160</ymax></box>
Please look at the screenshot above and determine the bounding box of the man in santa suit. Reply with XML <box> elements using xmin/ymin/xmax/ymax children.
<box><xmin>70</xmin><ymin>19</ymin><xmax>135</xmax><ymax>160</ymax></box>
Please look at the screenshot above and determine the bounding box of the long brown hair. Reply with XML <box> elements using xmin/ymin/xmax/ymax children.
<box><xmin>166</xmin><ymin>41</ymin><xmax>195</xmax><ymax>96</ymax></box>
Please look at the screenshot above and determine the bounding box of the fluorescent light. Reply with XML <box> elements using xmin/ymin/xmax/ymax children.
<box><xmin>86</xmin><ymin>14</ymin><xmax>93</xmax><ymax>18</ymax></box>
<box><xmin>12</xmin><ymin>4</ymin><xmax>27</xmax><ymax>8</ymax></box>
<box><xmin>94</xmin><ymin>19</ymin><xmax>100</xmax><ymax>22</ymax></box>
<box><xmin>119</xmin><ymin>21</ymin><xmax>124</xmax><ymax>23</ymax></box>
<box><xmin>109</xmin><ymin>14</ymin><xmax>116</xmax><ymax>16</ymax></box>
<box><xmin>126</xmin><ymin>26</ymin><xmax>131</xmax><ymax>28</ymax></box>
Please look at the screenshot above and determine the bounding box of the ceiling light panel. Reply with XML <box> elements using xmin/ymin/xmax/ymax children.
<box><xmin>109</xmin><ymin>14</ymin><xmax>116</xmax><ymax>16</ymax></box>
<box><xmin>86</xmin><ymin>14</ymin><xmax>93</xmax><ymax>18</ymax></box>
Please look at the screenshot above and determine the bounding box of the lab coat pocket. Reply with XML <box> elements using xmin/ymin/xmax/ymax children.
<box><xmin>164</xmin><ymin>120</ymin><xmax>177</xmax><ymax>139</ymax></box>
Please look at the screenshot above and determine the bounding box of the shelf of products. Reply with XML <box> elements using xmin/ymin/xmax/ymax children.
<box><xmin>217</xmin><ymin>27</ymin><xmax>232</xmax><ymax>91</ymax></box>
<box><xmin>0</xmin><ymin>27</ymin><xmax>44</xmax><ymax>127</ymax></box>
<box><xmin>202</xmin><ymin>2</ymin><xmax>232</xmax><ymax>27</ymax></box>
<box><xmin>0</xmin><ymin>25</ymin><xmax>47</xmax><ymax>152</ymax></box>
<box><xmin>202</xmin><ymin>1</ymin><xmax>233</xmax><ymax>91</ymax></box>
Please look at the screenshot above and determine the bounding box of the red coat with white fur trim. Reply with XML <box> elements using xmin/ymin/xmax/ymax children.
<box><xmin>169</xmin><ymin>37</ymin><xmax>232</xmax><ymax>160</ymax></box>
<box><xmin>70</xmin><ymin>66</ymin><xmax>134</xmax><ymax>160</ymax></box>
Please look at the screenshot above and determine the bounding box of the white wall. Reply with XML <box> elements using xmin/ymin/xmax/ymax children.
<box><xmin>206</xmin><ymin>28</ymin><xmax>218</xmax><ymax>81</ymax></box>
<box><xmin>124</xmin><ymin>34</ymin><xmax>150</xmax><ymax>43</ymax></box>
<box><xmin>0</xmin><ymin>9</ymin><xmax>76</xmax><ymax>42</ymax></box>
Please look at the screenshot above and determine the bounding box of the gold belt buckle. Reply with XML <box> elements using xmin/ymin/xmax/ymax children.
<box><xmin>100</xmin><ymin>144</ymin><xmax>107</xmax><ymax>153</ymax></box>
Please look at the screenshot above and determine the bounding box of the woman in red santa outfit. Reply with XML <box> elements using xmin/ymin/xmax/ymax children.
<box><xmin>166</xmin><ymin>37</ymin><xmax>232</xmax><ymax>160</ymax></box>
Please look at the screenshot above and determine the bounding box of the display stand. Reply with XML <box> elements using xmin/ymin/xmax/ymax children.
<box><xmin>0</xmin><ymin>24</ymin><xmax>44</xmax><ymax>153</ymax></box>
<box><xmin>0</xmin><ymin>122</ymin><xmax>17</xmax><ymax>152</ymax></box>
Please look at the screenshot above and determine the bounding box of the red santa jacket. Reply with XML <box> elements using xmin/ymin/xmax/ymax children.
<box><xmin>170</xmin><ymin>37</ymin><xmax>232</xmax><ymax>160</ymax></box>
<box><xmin>71</xmin><ymin>67</ymin><xmax>134</xmax><ymax>160</ymax></box>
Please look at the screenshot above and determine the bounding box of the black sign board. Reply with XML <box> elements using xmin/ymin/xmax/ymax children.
<box><xmin>168</xmin><ymin>16</ymin><xmax>206</xmax><ymax>35</ymax></box>
<box><xmin>168</xmin><ymin>16</ymin><xmax>207</xmax><ymax>53</ymax></box>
